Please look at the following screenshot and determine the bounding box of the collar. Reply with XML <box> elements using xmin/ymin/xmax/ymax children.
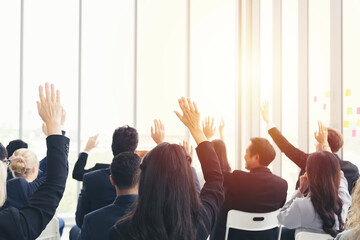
<box><xmin>249</xmin><ymin>166</ymin><xmax>271</xmax><ymax>173</ymax></box>
<box><xmin>113</xmin><ymin>194</ymin><xmax>138</xmax><ymax>206</ymax></box>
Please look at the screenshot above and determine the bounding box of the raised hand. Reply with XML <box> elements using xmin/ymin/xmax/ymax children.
<box><xmin>202</xmin><ymin>116</ymin><xmax>216</xmax><ymax>140</ymax></box>
<box><xmin>151</xmin><ymin>119</ymin><xmax>165</xmax><ymax>144</ymax></box>
<box><xmin>260</xmin><ymin>100</ymin><xmax>270</xmax><ymax>124</ymax></box>
<box><xmin>299</xmin><ymin>172</ymin><xmax>309</xmax><ymax>194</ymax></box>
<box><xmin>84</xmin><ymin>134</ymin><xmax>99</xmax><ymax>152</ymax></box>
<box><xmin>61</xmin><ymin>108</ymin><xmax>66</xmax><ymax>126</ymax></box>
<box><xmin>314</xmin><ymin>121</ymin><xmax>330</xmax><ymax>152</ymax></box>
<box><xmin>37</xmin><ymin>83</ymin><xmax>62</xmax><ymax>135</ymax></box>
<box><xmin>179</xmin><ymin>140</ymin><xmax>194</xmax><ymax>160</ymax></box>
<box><xmin>174</xmin><ymin>97</ymin><xmax>206</xmax><ymax>145</ymax></box>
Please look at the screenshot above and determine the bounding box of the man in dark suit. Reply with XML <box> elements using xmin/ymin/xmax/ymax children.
<box><xmin>260</xmin><ymin>101</ymin><xmax>359</xmax><ymax>194</ymax></box>
<box><xmin>211</xmin><ymin>137</ymin><xmax>288</xmax><ymax>240</ymax></box>
<box><xmin>70</xmin><ymin>126</ymin><xmax>138</xmax><ymax>239</ymax></box>
<box><xmin>78</xmin><ymin>152</ymin><xmax>140</xmax><ymax>240</ymax></box>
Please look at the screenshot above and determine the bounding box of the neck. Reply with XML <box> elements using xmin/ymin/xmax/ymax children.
<box><xmin>115</xmin><ymin>186</ymin><xmax>138</xmax><ymax>196</ymax></box>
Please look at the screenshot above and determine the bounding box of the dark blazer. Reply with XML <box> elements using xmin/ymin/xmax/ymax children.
<box><xmin>79</xmin><ymin>194</ymin><xmax>137</xmax><ymax>240</ymax></box>
<box><xmin>1</xmin><ymin>175</ymin><xmax>46</xmax><ymax>210</ymax></box>
<box><xmin>0</xmin><ymin>135</ymin><xmax>69</xmax><ymax>240</ymax></box>
<box><xmin>75</xmin><ymin>168</ymin><xmax>116</xmax><ymax>227</ymax></box>
<box><xmin>109</xmin><ymin>141</ymin><xmax>225</xmax><ymax>240</ymax></box>
<box><xmin>72</xmin><ymin>152</ymin><xmax>110</xmax><ymax>181</ymax></box>
<box><xmin>268</xmin><ymin>127</ymin><xmax>359</xmax><ymax>193</ymax></box>
<box><xmin>211</xmin><ymin>167</ymin><xmax>288</xmax><ymax>240</ymax></box>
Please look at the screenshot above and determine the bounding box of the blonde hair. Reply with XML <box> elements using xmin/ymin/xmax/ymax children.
<box><xmin>0</xmin><ymin>163</ymin><xmax>7</xmax><ymax>207</ymax></box>
<box><xmin>9</xmin><ymin>148</ymin><xmax>38</xmax><ymax>178</ymax></box>
<box><xmin>345</xmin><ymin>178</ymin><xmax>360</xmax><ymax>240</ymax></box>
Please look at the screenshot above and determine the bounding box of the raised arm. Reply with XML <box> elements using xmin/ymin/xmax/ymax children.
<box><xmin>0</xmin><ymin>83</ymin><xmax>69</xmax><ymax>240</ymax></box>
<box><xmin>175</xmin><ymin>97</ymin><xmax>224</xmax><ymax>234</ymax></box>
<box><xmin>219</xmin><ymin>118</ymin><xmax>225</xmax><ymax>142</ymax></box>
<box><xmin>202</xmin><ymin>116</ymin><xmax>216</xmax><ymax>140</ymax></box>
<box><xmin>72</xmin><ymin>134</ymin><xmax>99</xmax><ymax>181</ymax></box>
<box><xmin>151</xmin><ymin>119</ymin><xmax>165</xmax><ymax>144</ymax></box>
<box><xmin>261</xmin><ymin>101</ymin><xmax>308</xmax><ymax>170</ymax></box>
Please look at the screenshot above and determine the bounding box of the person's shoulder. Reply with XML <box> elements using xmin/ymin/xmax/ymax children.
<box><xmin>7</xmin><ymin>177</ymin><xmax>28</xmax><ymax>187</ymax></box>
<box><xmin>83</xmin><ymin>168</ymin><xmax>110</xmax><ymax>181</ymax></box>
<box><xmin>86</xmin><ymin>203</ymin><xmax>115</xmax><ymax>219</ymax></box>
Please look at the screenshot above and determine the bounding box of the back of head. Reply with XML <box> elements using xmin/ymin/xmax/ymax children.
<box><xmin>0</xmin><ymin>142</ymin><xmax>7</xmax><ymax>160</ymax></box>
<box><xmin>6</xmin><ymin>139</ymin><xmax>28</xmax><ymax>158</ymax></box>
<box><xmin>110</xmin><ymin>152</ymin><xmax>141</xmax><ymax>190</ymax></box>
<box><xmin>212</xmin><ymin>139</ymin><xmax>231</xmax><ymax>172</ymax></box>
<box><xmin>327</xmin><ymin>128</ymin><xmax>344</xmax><ymax>153</ymax></box>
<box><xmin>248</xmin><ymin>137</ymin><xmax>276</xmax><ymax>166</ymax></box>
<box><xmin>9</xmin><ymin>148</ymin><xmax>38</xmax><ymax>178</ymax></box>
<box><xmin>112</xmin><ymin>126</ymin><xmax>138</xmax><ymax>156</ymax></box>
<box><xmin>123</xmin><ymin>142</ymin><xmax>202</xmax><ymax>240</ymax></box>
<box><xmin>306</xmin><ymin>151</ymin><xmax>343</xmax><ymax>237</ymax></box>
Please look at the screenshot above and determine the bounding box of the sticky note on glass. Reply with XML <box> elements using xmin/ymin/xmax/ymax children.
<box><xmin>357</xmin><ymin>107</ymin><xmax>360</xmax><ymax>114</ymax></box>
<box><xmin>347</xmin><ymin>108</ymin><xmax>353</xmax><ymax>115</ymax></box>
<box><xmin>357</xmin><ymin>119</ymin><xmax>360</xmax><ymax>126</ymax></box>
<box><xmin>323</xmin><ymin>104</ymin><xmax>326</xmax><ymax>110</ymax></box>
<box><xmin>353</xmin><ymin>130</ymin><xmax>357</xmax><ymax>137</ymax></box>
<box><xmin>346</xmin><ymin>89</ymin><xmax>351</xmax><ymax>96</ymax></box>
<box><xmin>344</xmin><ymin>121</ymin><xmax>350</xmax><ymax>128</ymax></box>
<box><xmin>314</xmin><ymin>96</ymin><xmax>317</xmax><ymax>102</ymax></box>
<box><xmin>326</xmin><ymin>91</ymin><xmax>330</xmax><ymax>98</ymax></box>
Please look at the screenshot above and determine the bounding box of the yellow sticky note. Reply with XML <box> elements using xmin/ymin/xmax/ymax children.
<box><xmin>347</xmin><ymin>108</ymin><xmax>353</xmax><ymax>115</ymax></box>
<box><xmin>344</xmin><ymin>121</ymin><xmax>350</xmax><ymax>128</ymax></box>
<box><xmin>346</xmin><ymin>89</ymin><xmax>351</xmax><ymax>96</ymax></box>
<box><xmin>326</xmin><ymin>91</ymin><xmax>330</xmax><ymax>98</ymax></box>
<box><xmin>357</xmin><ymin>119</ymin><xmax>360</xmax><ymax>127</ymax></box>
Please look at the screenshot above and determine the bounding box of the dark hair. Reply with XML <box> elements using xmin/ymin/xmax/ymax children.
<box><xmin>110</xmin><ymin>152</ymin><xmax>141</xmax><ymax>190</ymax></box>
<box><xmin>0</xmin><ymin>143</ymin><xmax>7</xmax><ymax>160</ymax></box>
<box><xmin>327</xmin><ymin>128</ymin><xmax>344</xmax><ymax>153</ymax></box>
<box><xmin>212</xmin><ymin>139</ymin><xmax>231</xmax><ymax>172</ymax></box>
<box><xmin>115</xmin><ymin>142</ymin><xmax>204</xmax><ymax>240</ymax></box>
<box><xmin>307</xmin><ymin>151</ymin><xmax>344</xmax><ymax>237</ymax></box>
<box><xmin>111</xmin><ymin>125</ymin><xmax>138</xmax><ymax>156</ymax></box>
<box><xmin>6</xmin><ymin>139</ymin><xmax>28</xmax><ymax>158</ymax></box>
<box><xmin>248</xmin><ymin>138</ymin><xmax>276</xmax><ymax>166</ymax></box>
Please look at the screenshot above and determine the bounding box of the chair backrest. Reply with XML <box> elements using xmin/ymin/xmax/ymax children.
<box><xmin>226</xmin><ymin>209</ymin><xmax>280</xmax><ymax>231</ymax></box>
<box><xmin>36</xmin><ymin>217</ymin><xmax>60</xmax><ymax>240</ymax></box>
<box><xmin>295</xmin><ymin>232</ymin><xmax>333</xmax><ymax>240</ymax></box>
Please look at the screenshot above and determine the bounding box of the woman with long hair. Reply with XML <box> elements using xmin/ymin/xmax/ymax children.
<box><xmin>335</xmin><ymin>177</ymin><xmax>360</xmax><ymax>240</ymax></box>
<box><xmin>109</xmin><ymin>97</ymin><xmax>224</xmax><ymax>240</ymax></box>
<box><xmin>278</xmin><ymin>150</ymin><xmax>351</xmax><ymax>239</ymax></box>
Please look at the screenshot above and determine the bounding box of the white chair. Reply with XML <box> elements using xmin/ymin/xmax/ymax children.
<box><xmin>295</xmin><ymin>231</ymin><xmax>333</xmax><ymax>240</ymax></box>
<box><xmin>36</xmin><ymin>217</ymin><xmax>60</xmax><ymax>240</ymax></box>
<box><xmin>224</xmin><ymin>209</ymin><xmax>282</xmax><ymax>240</ymax></box>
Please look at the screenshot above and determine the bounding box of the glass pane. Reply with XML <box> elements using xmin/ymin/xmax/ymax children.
<box><xmin>343</xmin><ymin>0</ymin><xmax>360</xmax><ymax>167</ymax></box>
<box><xmin>137</xmin><ymin>0</ymin><xmax>186</xmax><ymax>149</ymax></box>
<box><xmin>308</xmin><ymin>0</ymin><xmax>331</xmax><ymax>152</ymax></box>
<box><xmin>282</xmin><ymin>0</ymin><xmax>299</xmax><ymax>193</ymax></box>
<box><xmin>81</xmin><ymin>0</ymin><xmax>134</xmax><ymax>167</ymax></box>
<box><xmin>0</xmin><ymin>1</ymin><xmax>20</xmax><ymax>143</ymax></box>
<box><xmin>190</xmin><ymin>0</ymin><xmax>236</xmax><ymax>173</ymax></box>
<box><xmin>22</xmin><ymin>0</ymin><xmax>79</xmax><ymax>214</ymax></box>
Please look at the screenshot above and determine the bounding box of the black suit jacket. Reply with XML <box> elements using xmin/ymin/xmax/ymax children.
<box><xmin>211</xmin><ymin>167</ymin><xmax>288</xmax><ymax>240</ymax></box>
<box><xmin>79</xmin><ymin>194</ymin><xmax>137</xmax><ymax>240</ymax></box>
<box><xmin>268</xmin><ymin>127</ymin><xmax>359</xmax><ymax>193</ymax></box>
<box><xmin>72</xmin><ymin>152</ymin><xmax>110</xmax><ymax>181</ymax></box>
<box><xmin>0</xmin><ymin>135</ymin><xmax>69</xmax><ymax>240</ymax></box>
<box><xmin>75</xmin><ymin>168</ymin><xmax>116</xmax><ymax>227</ymax></box>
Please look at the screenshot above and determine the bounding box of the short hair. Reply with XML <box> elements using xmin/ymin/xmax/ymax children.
<box><xmin>248</xmin><ymin>137</ymin><xmax>276</xmax><ymax>166</ymax></box>
<box><xmin>0</xmin><ymin>143</ymin><xmax>7</xmax><ymax>160</ymax></box>
<box><xmin>110</xmin><ymin>152</ymin><xmax>141</xmax><ymax>190</ymax></box>
<box><xmin>327</xmin><ymin>127</ymin><xmax>344</xmax><ymax>153</ymax></box>
<box><xmin>111</xmin><ymin>125</ymin><xmax>138</xmax><ymax>156</ymax></box>
<box><xmin>6</xmin><ymin>139</ymin><xmax>28</xmax><ymax>158</ymax></box>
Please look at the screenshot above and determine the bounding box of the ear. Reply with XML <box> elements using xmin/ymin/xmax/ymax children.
<box><xmin>109</xmin><ymin>175</ymin><xmax>116</xmax><ymax>187</ymax></box>
<box><xmin>254</xmin><ymin>154</ymin><xmax>260</xmax><ymax>163</ymax></box>
<box><xmin>32</xmin><ymin>166</ymin><xmax>36</xmax><ymax>173</ymax></box>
